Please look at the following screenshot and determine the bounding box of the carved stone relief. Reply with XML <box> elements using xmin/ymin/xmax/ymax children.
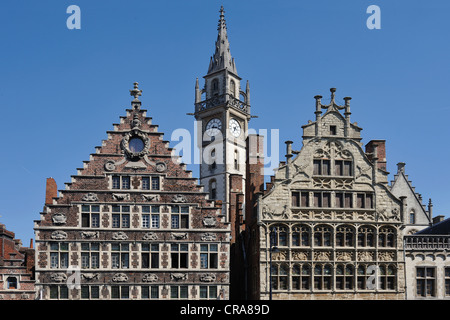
<box><xmin>52</xmin><ymin>213</ymin><xmax>67</xmax><ymax>225</ymax></box>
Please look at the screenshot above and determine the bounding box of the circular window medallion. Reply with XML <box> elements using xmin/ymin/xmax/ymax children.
<box><xmin>122</xmin><ymin>130</ymin><xmax>150</xmax><ymax>160</ymax></box>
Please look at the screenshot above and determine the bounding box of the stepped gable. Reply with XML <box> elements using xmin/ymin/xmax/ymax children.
<box><xmin>37</xmin><ymin>82</ymin><xmax>220</xmax><ymax>230</ymax></box>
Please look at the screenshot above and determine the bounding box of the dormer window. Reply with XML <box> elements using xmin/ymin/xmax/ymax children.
<box><xmin>330</xmin><ymin>126</ymin><xmax>337</xmax><ymax>135</ymax></box>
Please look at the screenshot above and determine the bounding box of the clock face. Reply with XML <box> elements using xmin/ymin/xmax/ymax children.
<box><xmin>229</xmin><ymin>118</ymin><xmax>241</xmax><ymax>137</ymax></box>
<box><xmin>205</xmin><ymin>118</ymin><xmax>222</xmax><ymax>136</ymax></box>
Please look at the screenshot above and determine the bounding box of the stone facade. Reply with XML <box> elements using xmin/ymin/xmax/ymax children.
<box><xmin>249</xmin><ymin>88</ymin><xmax>407</xmax><ymax>300</ymax></box>
<box><xmin>0</xmin><ymin>223</ymin><xmax>35</xmax><ymax>300</ymax></box>
<box><xmin>34</xmin><ymin>85</ymin><xmax>230</xmax><ymax>300</ymax></box>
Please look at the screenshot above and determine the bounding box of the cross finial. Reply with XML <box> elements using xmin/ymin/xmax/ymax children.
<box><xmin>130</xmin><ymin>82</ymin><xmax>142</xmax><ymax>101</ymax></box>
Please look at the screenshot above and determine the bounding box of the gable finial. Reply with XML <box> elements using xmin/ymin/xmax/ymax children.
<box><xmin>130</xmin><ymin>82</ymin><xmax>142</xmax><ymax>101</ymax></box>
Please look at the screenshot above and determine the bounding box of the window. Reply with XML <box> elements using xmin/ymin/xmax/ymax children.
<box><xmin>270</xmin><ymin>225</ymin><xmax>288</xmax><ymax>247</ymax></box>
<box><xmin>210</xmin><ymin>180</ymin><xmax>217</xmax><ymax>200</ymax></box>
<box><xmin>292</xmin><ymin>264</ymin><xmax>310</xmax><ymax>290</ymax></box>
<box><xmin>49</xmin><ymin>285</ymin><xmax>69</xmax><ymax>299</ymax></box>
<box><xmin>111</xmin><ymin>286</ymin><xmax>129</xmax><ymax>299</ymax></box>
<box><xmin>142</xmin><ymin>243</ymin><xmax>159</xmax><ymax>269</ymax></box>
<box><xmin>200</xmin><ymin>244</ymin><xmax>218</xmax><ymax>269</ymax></box>
<box><xmin>234</xmin><ymin>150</ymin><xmax>239</xmax><ymax>170</ymax></box>
<box><xmin>171</xmin><ymin>206</ymin><xmax>189</xmax><ymax>229</ymax></box>
<box><xmin>357</xmin><ymin>265</ymin><xmax>372</xmax><ymax>290</ymax></box>
<box><xmin>81</xmin><ymin>243</ymin><xmax>100</xmax><ymax>269</ymax></box>
<box><xmin>336</xmin><ymin>265</ymin><xmax>354</xmax><ymax>290</ymax></box>
<box><xmin>81</xmin><ymin>286</ymin><xmax>100</xmax><ymax>299</ymax></box>
<box><xmin>357</xmin><ymin>226</ymin><xmax>375</xmax><ymax>247</ymax></box>
<box><xmin>416</xmin><ymin>267</ymin><xmax>435</xmax><ymax>297</ymax></box>
<box><xmin>292</xmin><ymin>192</ymin><xmax>309</xmax><ymax>207</ymax></box>
<box><xmin>7</xmin><ymin>277</ymin><xmax>17</xmax><ymax>289</ymax></box>
<box><xmin>111</xmin><ymin>243</ymin><xmax>129</xmax><ymax>269</ymax></box>
<box><xmin>170</xmin><ymin>285</ymin><xmax>188</xmax><ymax>299</ymax></box>
<box><xmin>142</xmin><ymin>206</ymin><xmax>160</xmax><ymax>229</ymax></box>
<box><xmin>379</xmin><ymin>265</ymin><xmax>396</xmax><ymax>290</ymax></box>
<box><xmin>314</xmin><ymin>225</ymin><xmax>332</xmax><ymax>247</ymax></box>
<box><xmin>171</xmin><ymin>244</ymin><xmax>188</xmax><ymax>269</ymax></box>
<box><xmin>200</xmin><ymin>286</ymin><xmax>218</xmax><ymax>299</ymax></box>
<box><xmin>378</xmin><ymin>227</ymin><xmax>395</xmax><ymax>247</ymax></box>
<box><xmin>112</xmin><ymin>205</ymin><xmax>130</xmax><ymax>228</ymax></box>
<box><xmin>409</xmin><ymin>210</ymin><xmax>416</xmax><ymax>224</ymax></box>
<box><xmin>142</xmin><ymin>286</ymin><xmax>159</xmax><ymax>299</ymax></box>
<box><xmin>335</xmin><ymin>160</ymin><xmax>352</xmax><ymax>176</ymax></box>
<box><xmin>445</xmin><ymin>267</ymin><xmax>450</xmax><ymax>296</ymax></box>
<box><xmin>356</xmin><ymin>193</ymin><xmax>373</xmax><ymax>209</ymax></box>
<box><xmin>313</xmin><ymin>192</ymin><xmax>331</xmax><ymax>208</ymax></box>
<box><xmin>142</xmin><ymin>177</ymin><xmax>150</xmax><ymax>190</ymax></box>
<box><xmin>330</xmin><ymin>125</ymin><xmax>337</xmax><ymax>135</ymax></box>
<box><xmin>313</xmin><ymin>264</ymin><xmax>332</xmax><ymax>290</ymax></box>
<box><xmin>50</xmin><ymin>242</ymin><xmax>69</xmax><ymax>269</ymax></box>
<box><xmin>336</xmin><ymin>226</ymin><xmax>354</xmax><ymax>247</ymax></box>
<box><xmin>292</xmin><ymin>225</ymin><xmax>310</xmax><ymax>247</ymax></box>
<box><xmin>230</xmin><ymin>80</ymin><xmax>236</xmax><ymax>97</ymax></box>
<box><xmin>81</xmin><ymin>205</ymin><xmax>100</xmax><ymax>228</ymax></box>
<box><xmin>313</xmin><ymin>159</ymin><xmax>330</xmax><ymax>176</ymax></box>
<box><xmin>271</xmin><ymin>264</ymin><xmax>288</xmax><ymax>290</ymax></box>
<box><xmin>151</xmin><ymin>177</ymin><xmax>160</xmax><ymax>190</ymax></box>
<box><xmin>335</xmin><ymin>193</ymin><xmax>352</xmax><ymax>208</ymax></box>
<box><xmin>112</xmin><ymin>176</ymin><xmax>130</xmax><ymax>190</ymax></box>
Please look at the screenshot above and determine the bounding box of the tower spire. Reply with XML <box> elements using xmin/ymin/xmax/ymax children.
<box><xmin>207</xmin><ymin>6</ymin><xmax>238</xmax><ymax>75</ymax></box>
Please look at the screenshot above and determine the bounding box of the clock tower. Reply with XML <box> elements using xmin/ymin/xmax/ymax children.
<box><xmin>193</xmin><ymin>6</ymin><xmax>251</xmax><ymax>224</ymax></box>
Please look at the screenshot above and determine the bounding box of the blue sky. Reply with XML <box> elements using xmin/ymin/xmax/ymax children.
<box><xmin>0</xmin><ymin>0</ymin><xmax>449</xmax><ymax>243</ymax></box>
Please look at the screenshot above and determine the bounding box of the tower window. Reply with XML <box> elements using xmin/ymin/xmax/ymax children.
<box><xmin>212</xmin><ymin>79</ymin><xmax>219</xmax><ymax>96</ymax></box>
<box><xmin>210</xmin><ymin>180</ymin><xmax>217</xmax><ymax>200</ymax></box>
<box><xmin>234</xmin><ymin>150</ymin><xmax>239</xmax><ymax>170</ymax></box>
<box><xmin>230</xmin><ymin>80</ymin><xmax>236</xmax><ymax>97</ymax></box>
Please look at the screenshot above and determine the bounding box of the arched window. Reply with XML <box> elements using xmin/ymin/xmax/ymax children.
<box><xmin>292</xmin><ymin>264</ymin><xmax>311</xmax><ymax>290</ymax></box>
<box><xmin>357</xmin><ymin>226</ymin><xmax>375</xmax><ymax>247</ymax></box>
<box><xmin>270</xmin><ymin>225</ymin><xmax>288</xmax><ymax>247</ymax></box>
<box><xmin>7</xmin><ymin>277</ymin><xmax>17</xmax><ymax>289</ymax></box>
<box><xmin>209</xmin><ymin>149</ymin><xmax>216</xmax><ymax>171</ymax></box>
<box><xmin>209</xmin><ymin>180</ymin><xmax>217</xmax><ymax>200</ymax></box>
<box><xmin>336</xmin><ymin>264</ymin><xmax>354</xmax><ymax>290</ymax></box>
<box><xmin>378</xmin><ymin>227</ymin><xmax>396</xmax><ymax>247</ymax></box>
<box><xmin>409</xmin><ymin>209</ymin><xmax>416</xmax><ymax>224</ymax></box>
<box><xmin>313</xmin><ymin>225</ymin><xmax>332</xmax><ymax>247</ymax></box>
<box><xmin>313</xmin><ymin>264</ymin><xmax>332</xmax><ymax>290</ymax></box>
<box><xmin>292</xmin><ymin>225</ymin><xmax>310</xmax><ymax>247</ymax></box>
<box><xmin>230</xmin><ymin>80</ymin><xmax>236</xmax><ymax>97</ymax></box>
<box><xmin>270</xmin><ymin>264</ymin><xmax>288</xmax><ymax>290</ymax></box>
<box><xmin>336</xmin><ymin>226</ymin><xmax>354</xmax><ymax>247</ymax></box>
<box><xmin>212</xmin><ymin>79</ymin><xmax>219</xmax><ymax>96</ymax></box>
<box><xmin>234</xmin><ymin>150</ymin><xmax>239</xmax><ymax>171</ymax></box>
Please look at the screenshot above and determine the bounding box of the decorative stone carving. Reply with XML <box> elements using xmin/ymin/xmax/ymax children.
<box><xmin>143</xmin><ymin>273</ymin><xmax>158</xmax><ymax>283</ymax></box>
<box><xmin>51</xmin><ymin>273</ymin><xmax>67</xmax><ymax>282</ymax></box>
<box><xmin>201</xmin><ymin>233</ymin><xmax>217</xmax><ymax>241</ymax></box>
<box><xmin>202</xmin><ymin>216</ymin><xmax>216</xmax><ymax>227</ymax></box>
<box><xmin>82</xmin><ymin>193</ymin><xmax>99</xmax><ymax>202</ymax></box>
<box><xmin>171</xmin><ymin>232</ymin><xmax>187</xmax><ymax>240</ymax></box>
<box><xmin>81</xmin><ymin>231</ymin><xmax>99</xmax><ymax>239</ymax></box>
<box><xmin>82</xmin><ymin>273</ymin><xmax>99</xmax><ymax>281</ymax></box>
<box><xmin>121</xmin><ymin>129</ymin><xmax>150</xmax><ymax>160</ymax></box>
<box><xmin>142</xmin><ymin>194</ymin><xmax>160</xmax><ymax>202</ymax></box>
<box><xmin>112</xmin><ymin>273</ymin><xmax>128</xmax><ymax>282</ymax></box>
<box><xmin>171</xmin><ymin>273</ymin><xmax>187</xmax><ymax>281</ymax></box>
<box><xmin>336</xmin><ymin>251</ymin><xmax>353</xmax><ymax>261</ymax></box>
<box><xmin>131</xmin><ymin>114</ymin><xmax>141</xmax><ymax>129</ymax></box>
<box><xmin>52</xmin><ymin>213</ymin><xmax>67</xmax><ymax>225</ymax></box>
<box><xmin>292</xmin><ymin>251</ymin><xmax>309</xmax><ymax>261</ymax></box>
<box><xmin>378</xmin><ymin>251</ymin><xmax>394</xmax><ymax>261</ymax></box>
<box><xmin>314</xmin><ymin>251</ymin><xmax>331</xmax><ymax>261</ymax></box>
<box><xmin>104</xmin><ymin>161</ymin><xmax>116</xmax><ymax>171</ymax></box>
<box><xmin>143</xmin><ymin>232</ymin><xmax>158</xmax><ymax>241</ymax></box>
<box><xmin>112</xmin><ymin>232</ymin><xmax>128</xmax><ymax>240</ymax></box>
<box><xmin>272</xmin><ymin>251</ymin><xmax>287</xmax><ymax>261</ymax></box>
<box><xmin>51</xmin><ymin>230</ymin><xmax>67</xmax><ymax>240</ymax></box>
<box><xmin>262</xmin><ymin>203</ymin><xmax>289</xmax><ymax>220</ymax></box>
<box><xmin>172</xmin><ymin>194</ymin><xmax>187</xmax><ymax>203</ymax></box>
<box><xmin>113</xmin><ymin>193</ymin><xmax>129</xmax><ymax>201</ymax></box>
<box><xmin>357</xmin><ymin>251</ymin><xmax>374</xmax><ymax>262</ymax></box>
<box><xmin>378</xmin><ymin>208</ymin><xmax>399</xmax><ymax>221</ymax></box>
<box><xmin>200</xmin><ymin>273</ymin><xmax>216</xmax><ymax>282</ymax></box>
<box><xmin>155</xmin><ymin>162</ymin><xmax>167</xmax><ymax>173</ymax></box>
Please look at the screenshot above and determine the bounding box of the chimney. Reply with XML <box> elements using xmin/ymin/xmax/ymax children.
<box><xmin>365</xmin><ymin>140</ymin><xmax>386</xmax><ymax>171</ymax></box>
<box><xmin>45</xmin><ymin>177</ymin><xmax>57</xmax><ymax>205</ymax></box>
<box><xmin>30</xmin><ymin>238</ymin><xmax>33</xmax><ymax>249</ymax></box>
<box><xmin>433</xmin><ymin>215</ymin><xmax>444</xmax><ymax>225</ymax></box>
